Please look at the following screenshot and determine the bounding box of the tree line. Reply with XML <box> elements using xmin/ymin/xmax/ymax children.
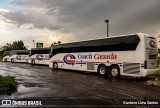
<box><xmin>0</xmin><ymin>40</ymin><xmax>27</xmax><ymax>57</ymax></box>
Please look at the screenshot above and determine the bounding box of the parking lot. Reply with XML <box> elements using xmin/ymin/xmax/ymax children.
<box><xmin>0</xmin><ymin>61</ymin><xmax>160</xmax><ymax>106</ymax></box>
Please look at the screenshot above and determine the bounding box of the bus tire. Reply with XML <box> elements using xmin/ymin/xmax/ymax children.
<box><xmin>31</xmin><ymin>60</ymin><xmax>35</xmax><ymax>65</ymax></box>
<box><xmin>53</xmin><ymin>62</ymin><xmax>58</xmax><ymax>70</ymax></box>
<box><xmin>97</xmin><ymin>64</ymin><xmax>108</xmax><ymax>77</ymax></box>
<box><xmin>11</xmin><ymin>59</ymin><xmax>14</xmax><ymax>63</ymax></box>
<box><xmin>109</xmin><ymin>65</ymin><xmax>120</xmax><ymax>78</ymax></box>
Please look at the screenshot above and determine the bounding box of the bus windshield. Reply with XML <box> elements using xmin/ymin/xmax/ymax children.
<box><xmin>3</xmin><ymin>51</ymin><xmax>10</xmax><ymax>57</ymax></box>
<box><xmin>30</xmin><ymin>48</ymin><xmax>51</xmax><ymax>56</ymax></box>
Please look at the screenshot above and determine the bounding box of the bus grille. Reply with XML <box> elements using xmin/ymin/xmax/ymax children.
<box><xmin>149</xmin><ymin>54</ymin><xmax>157</xmax><ymax>59</ymax></box>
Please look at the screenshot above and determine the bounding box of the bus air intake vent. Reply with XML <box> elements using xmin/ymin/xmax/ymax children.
<box><xmin>149</xmin><ymin>54</ymin><xmax>157</xmax><ymax>59</ymax></box>
<box><xmin>87</xmin><ymin>63</ymin><xmax>94</xmax><ymax>70</ymax></box>
<box><xmin>123</xmin><ymin>62</ymin><xmax>140</xmax><ymax>75</ymax></box>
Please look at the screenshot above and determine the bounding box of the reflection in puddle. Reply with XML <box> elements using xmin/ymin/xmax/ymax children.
<box><xmin>11</xmin><ymin>84</ymin><xmax>56</xmax><ymax>99</ymax></box>
<box><xmin>0</xmin><ymin>94</ymin><xmax>12</xmax><ymax>99</ymax></box>
<box><xmin>0</xmin><ymin>70</ymin><xmax>7</xmax><ymax>75</ymax></box>
<box><xmin>17</xmin><ymin>84</ymin><xmax>50</xmax><ymax>93</ymax></box>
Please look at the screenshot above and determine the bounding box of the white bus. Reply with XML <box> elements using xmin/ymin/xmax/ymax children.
<box><xmin>10</xmin><ymin>50</ymin><xmax>30</xmax><ymax>63</ymax></box>
<box><xmin>28</xmin><ymin>47</ymin><xmax>51</xmax><ymax>65</ymax></box>
<box><xmin>49</xmin><ymin>33</ymin><xmax>159</xmax><ymax>78</ymax></box>
<box><xmin>2</xmin><ymin>51</ymin><xmax>11</xmax><ymax>62</ymax></box>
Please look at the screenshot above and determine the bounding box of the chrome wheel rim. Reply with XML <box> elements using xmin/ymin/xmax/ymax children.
<box><xmin>54</xmin><ymin>63</ymin><xmax>58</xmax><ymax>68</ymax></box>
<box><xmin>99</xmin><ymin>67</ymin><xmax>106</xmax><ymax>75</ymax></box>
<box><xmin>111</xmin><ymin>68</ymin><xmax>118</xmax><ymax>76</ymax></box>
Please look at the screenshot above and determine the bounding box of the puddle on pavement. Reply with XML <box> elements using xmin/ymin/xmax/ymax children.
<box><xmin>0</xmin><ymin>70</ymin><xmax>7</xmax><ymax>75</ymax></box>
<box><xmin>23</xmin><ymin>82</ymin><xmax>43</xmax><ymax>87</ymax></box>
<box><xmin>10</xmin><ymin>84</ymin><xmax>57</xmax><ymax>99</ymax></box>
<box><xmin>0</xmin><ymin>94</ymin><xmax>13</xmax><ymax>99</ymax></box>
<box><xmin>16</xmin><ymin>84</ymin><xmax>50</xmax><ymax>93</ymax></box>
<box><xmin>0</xmin><ymin>67</ymin><xmax>12</xmax><ymax>75</ymax></box>
<box><xmin>0</xmin><ymin>83</ymin><xmax>52</xmax><ymax>99</ymax></box>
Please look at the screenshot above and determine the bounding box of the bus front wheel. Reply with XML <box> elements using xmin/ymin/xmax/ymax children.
<box><xmin>97</xmin><ymin>65</ymin><xmax>108</xmax><ymax>77</ymax></box>
<box><xmin>109</xmin><ymin>65</ymin><xmax>120</xmax><ymax>78</ymax></box>
<box><xmin>53</xmin><ymin>62</ymin><xmax>58</xmax><ymax>70</ymax></box>
<box><xmin>11</xmin><ymin>59</ymin><xmax>14</xmax><ymax>63</ymax></box>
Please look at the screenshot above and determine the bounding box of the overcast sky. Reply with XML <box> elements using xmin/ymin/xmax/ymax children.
<box><xmin>0</xmin><ymin>0</ymin><xmax>160</xmax><ymax>49</ymax></box>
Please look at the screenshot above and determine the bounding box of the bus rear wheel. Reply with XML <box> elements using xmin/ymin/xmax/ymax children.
<box><xmin>53</xmin><ymin>62</ymin><xmax>58</xmax><ymax>70</ymax></box>
<box><xmin>109</xmin><ymin>65</ymin><xmax>120</xmax><ymax>78</ymax></box>
<box><xmin>97</xmin><ymin>65</ymin><xmax>108</xmax><ymax>77</ymax></box>
<box><xmin>31</xmin><ymin>60</ymin><xmax>35</xmax><ymax>65</ymax></box>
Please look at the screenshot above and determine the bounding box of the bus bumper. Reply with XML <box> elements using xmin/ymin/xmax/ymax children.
<box><xmin>2</xmin><ymin>58</ymin><xmax>9</xmax><ymax>62</ymax></box>
<box><xmin>49</xmin><ymin>63</ymin><xmax>53</xmax><ymax>68</ymax></box>
<box><xmin>8</xmin><ymin>58</ymin><xmax>11</xmax><ymax>62</ymax></box>
<box><xmin>28</xmin><ymin>60</ymin><xmax>32</xmax><ymax>64</ymax></box>
<box><xmin>2</xmin><ymin>58</ymin><xmax>5</xmax><ymax>62</ymax></box>
<box><xmin>142</xmin><ymin>68</ymin><xmax>159</xmax><ymax>77</ymax></box>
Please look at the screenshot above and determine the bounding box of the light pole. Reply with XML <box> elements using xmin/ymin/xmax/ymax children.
<box><xmin>32</xmin><ymin>40</ymin><xmax>35</xmax><ymax>48</ymax></box>
<box><xmin>104</xmin><ymin>19</ymin><xmax>109</xmax><ymax>37</ymax></box>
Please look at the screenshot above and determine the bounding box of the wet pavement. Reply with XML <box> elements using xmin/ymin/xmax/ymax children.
<box><xmin>0</xmin><ymin>61</ymin><xmax>160</xmax><ymax>107</ymax></box>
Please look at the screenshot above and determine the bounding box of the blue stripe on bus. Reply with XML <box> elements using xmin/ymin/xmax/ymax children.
<box><xmin>32</xmin><ymin>59</ymin><xmax>50</xmax><ymax>60</ymax></box>
<box><xmin>58</xmin><ymin>62</ymin><xmax>64</xmax><ymax>63</ymax></box>
<box><xmin>56</xmin><ymin>61</ymin><xmax>123</xmax><ymax>66</ymax></box>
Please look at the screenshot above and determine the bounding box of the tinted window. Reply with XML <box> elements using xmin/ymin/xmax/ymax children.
<box><xmin>3</xmin><ymin>51</ymin><xmax>10</xmax><ymax>57</ymax></box>
<box><xmin>17</xmin><ymin>52</ymin><xmax>30</xmax><ymax>55</ymax></box>
<box><xmin>31</xmin><ymin>49</ymin><xmax>51</xmax><ymax>55</ymax></box>
<box><xmin>51</xmin><ymin>35</ymin><xmax>140</xmax><ymax>56</ymax></box>
<box><xmin>10</xmin><ymin>50</ymin><xmax>30</xmax><ymax>56</ymax></box>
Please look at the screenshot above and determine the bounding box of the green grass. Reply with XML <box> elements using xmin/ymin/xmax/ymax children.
<box><xmin>0</xmin><ymin>75</ymin><xmax>18</xmax><ymax>88</ymax></box>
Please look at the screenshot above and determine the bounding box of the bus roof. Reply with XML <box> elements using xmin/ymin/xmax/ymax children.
<box><xmin>10</xmin><ymin>50</ymin><xmax>30</xmax><ymax>55</ymax></box>
<box><xmin>11</xmin><ymin>50</ymin><xmax>30</xmax><ymax>52</ymax></box>
<box><xmin>3</xmin><ymin>51</ymin><xmax>11</xmax><ymax>56</ymax></box>
<box><xmin>51</xmin><ymin>33</ymin><xmax>142</xmax><ymax>49</ymax></box>
<box><xmin>52</xmin><ymin>33</ymin><xmax>149</xmax><ymax>47</ymax></box>
<box><xmin>3</xmin><ymin>51</ymin><xmax>11</xmax><ymax>53</ymax></box>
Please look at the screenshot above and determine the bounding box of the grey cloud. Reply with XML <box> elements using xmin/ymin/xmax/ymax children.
<box><xmin>2</xmin><ymin>0</ymin><xmax>160</xmax><ymax>41</ymax></box>
<box><xmin>1</xmin><ymin>10</ymin><xmax>64</xmax><ymax>31</ymax></box>
<box><xmin>109</xmin><ymin>1</ymin><xmax>160</xmax><ymax>35</ymax></box>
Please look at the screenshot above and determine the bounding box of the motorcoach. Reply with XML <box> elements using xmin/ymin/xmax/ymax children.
<box><xmin>2</xmin><ymin>51</ymin><xmax>10</xmax><ymax>62</ymax></box>
<box><xmin>49</xmin><ymin>33</ymin><xmax>158</xmax><ymax>78</ymax></box>
<box><xmin>29</xmin><ymin>47</ymin><xmax>51</xmax><ymax>65</ymax></box>
<box><xmin>10</xmin><ymin>50</ymin><xmax>30</xmax><ymax>63</ymax></box>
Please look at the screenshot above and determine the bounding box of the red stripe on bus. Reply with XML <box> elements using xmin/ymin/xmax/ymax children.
<box><xmin>52</xmin><ymin>60</ymin><xmax>122</xmax><ymax>64</ymax></box>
